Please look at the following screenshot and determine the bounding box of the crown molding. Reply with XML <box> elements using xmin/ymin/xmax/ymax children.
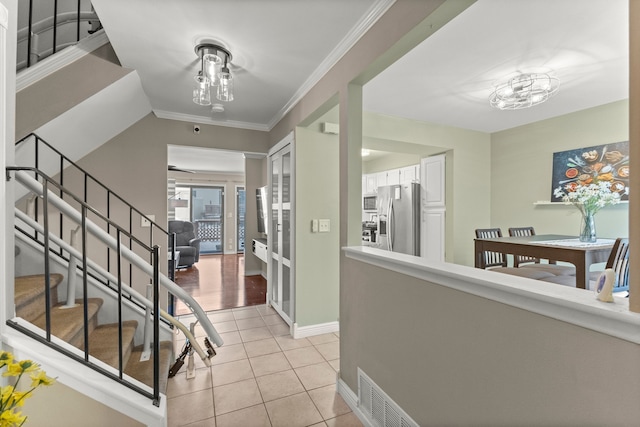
<box><xmin>267</xmin><ymin>0</ymin><xmax>396</xmax><ymax>130</ymax></box>
<box><xmin>153</xmin><ymin>109</ymin><xmax>270</xmax><ymax>132</ymax></box>
<box><xmin>16</xmin><ymin>30</ymin><xmax>109</xmax><ymax>91</ymax></box>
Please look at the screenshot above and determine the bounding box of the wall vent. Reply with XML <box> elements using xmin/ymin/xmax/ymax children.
<box><xmin>358</xmin><ymin>368</ymin><xmax>419</xmax><ymax>427</ymax></box>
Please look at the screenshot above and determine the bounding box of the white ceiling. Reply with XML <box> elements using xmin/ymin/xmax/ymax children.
<box><xmin>92</xmin><ymin>0</ymin><xmax>629</xmax><ymax>172</ymax></box>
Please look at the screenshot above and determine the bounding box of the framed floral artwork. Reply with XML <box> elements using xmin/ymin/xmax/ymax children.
<box><xmin>550</xmin><ymin>141</ymin><xmax>629</xmax><ymax>202</ymax></box>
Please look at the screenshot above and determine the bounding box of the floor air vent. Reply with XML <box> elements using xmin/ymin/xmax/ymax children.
<box><xmin>358</xmin><ymin>368</ymin><xmax>419</xmax><ymax>427</ymax></box>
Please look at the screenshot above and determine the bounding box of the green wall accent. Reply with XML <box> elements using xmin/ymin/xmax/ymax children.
<box><xmin>491</xmin><ymin>100</ymin><xmax>629</xmax><ymax>242</ymax></box>
<box><xmin>294</xmin><ymin>127</ymin><xmax>340</xmax><ymax>327</ymax></box>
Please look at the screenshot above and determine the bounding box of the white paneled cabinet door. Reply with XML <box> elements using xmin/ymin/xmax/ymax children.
<box><xmin>420</xmin><ymin>154</ymin><xmax>446</xmax><ymax>262</ymax></box>
<box><xmin>268</xmin><ymin>134</ymin><xmax>294</xmax><ymax>326</ymax></box>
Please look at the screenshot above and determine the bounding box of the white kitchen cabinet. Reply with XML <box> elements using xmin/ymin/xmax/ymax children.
<box><xmin>420</xmin><ymin>154</ymin><xmax>446</xmax><ymax>262</ymax></box>
<box><xmin>375</xmin><ymin>171</ymin><xmax>388</xmax><ymax>189</ymax></box>
<box><xmin>386</xmin><ymin>168</ymin><xmax>401</xmax><ymax>186</ymax></box>
<box><xmin>400</xmin><ymin>164</ymin><xmax>420</xmax><ymax>184</ymax></box>
<box><xmin>365</xmin><ymin>174</ymin><xmax>378</xmax><ymax>193</ymax></box>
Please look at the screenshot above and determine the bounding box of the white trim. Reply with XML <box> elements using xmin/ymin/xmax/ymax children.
<box><xmin>337</xmin><ymin>377</ymin><xmax>371</xmax><ymax>427</ymax></box>
<box><xmin>0</xmin><ymin>3</ymin><xmax>7</xmax><ymax>29</ymax></box>
<box><xmin>243</xmin><ymin>269</ymin><xmax>263</xmax><ymax>277</ymax></box>
<box><xmin>292</xmin><ymin>321</ymin><xmax>339</xmax><ymax>339</ymax></box>
<box><xmin>16</xmin><ymin>30</ymin><xmax>109</xmax><ymax>91</ymax></box>
<box><xmin>266</xmin><ymin>0</ymin><xmax>396</xmax><ymax>130</ymax></box>
<box><xmin>154</xmin><ymin>109</ymin><xmax>270</xmax><ymax>132</ymax></box>
<box><xmin>344</xmin><ymin>246</ymin><xmax>640</xmax><ymax>344</ymax></box>
<box><xmin>3</xmin><ymin>328</ymin><xmax>167</xmax><ymax>426</ymax></box>
<box><xmin>243</xmin><ymin>152</ymin><xmax>266</xmax><ymax>160</ymax></box>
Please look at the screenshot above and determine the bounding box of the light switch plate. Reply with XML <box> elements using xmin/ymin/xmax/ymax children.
<box><xmin>311</xmin><ymin>219</ymin><xmax>318</xmax><ymax>233</ymax></box>
<box><xmin>319</xmin><ymin>219</ymin><xmax>330</xmax><ymax>233</ymax></box>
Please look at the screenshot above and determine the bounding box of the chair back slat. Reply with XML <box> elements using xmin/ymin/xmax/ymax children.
<box><xmin>475</xmin><ymin>228</ymin><xmax>507</xmax><ymax>268</ymax></box>
<box><xmin>508</xmin><ymin>226</ymin><xmax>540</xmax><ymax>267</ymax></box>
<box><xmin>607</xmin><ymin>238</ymin><xmax>630</xmax><ymax>291</ymax></box>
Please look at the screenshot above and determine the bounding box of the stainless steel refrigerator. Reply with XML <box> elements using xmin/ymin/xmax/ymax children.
<box><xmin>376</xmin><ymin>183</ymin><xmax>420</xmax><ymax>256</ymax></box>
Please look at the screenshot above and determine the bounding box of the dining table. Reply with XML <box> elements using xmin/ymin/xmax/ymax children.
<box><xmin>474</xmin><ymin>234</ymin><xmax>615</xmax><ymax>289</ymax></box>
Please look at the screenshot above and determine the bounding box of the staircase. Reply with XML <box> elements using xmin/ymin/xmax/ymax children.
<box><xmin>14</xmin><ymin>273</ymin><xmax>173</xmax><ymax>393</ymax></box>
<box><xmin>6</xmin><ymin>135</ymin><xmax>223</xmax><ymax>425</ymax></box>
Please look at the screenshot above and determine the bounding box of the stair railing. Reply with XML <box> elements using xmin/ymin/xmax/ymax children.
<box><xmin>12</xmin><ymin>167</ymin><xmax>223</xmax><ymax>353</ymax></box>
<box><xmin>15</xmin><ymin>133</ymin><xmax>181</xmax><ymax>315</ymax></box>
<box><xmin>14</xmin><ymin>208</ymin><xmax>210</xmax><ymax>363</ymax></box>
<box><xmin>8</xmin><ymin>167</ymin><xmax>222</xmax><ymax>406</ymax></box>
<box><xmin>9</xmin><ymin>167</ymin><xmax>163</xmax><ymax>405</ymax></box>
<box><xmin>17</xmin><ymin>0</ymin><xmax>101</xmax><ymax>71</ymax></box>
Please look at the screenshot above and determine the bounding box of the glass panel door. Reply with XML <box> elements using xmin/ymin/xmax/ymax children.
<box><xmin>192</xmin><ymin>186</ymin><xmax>224</xmax><ymax>254</ymax></box>
<box><xmin>268</xmin><ymin>141</ymin><xmax>293</xmax><ymax>325</ymax></box>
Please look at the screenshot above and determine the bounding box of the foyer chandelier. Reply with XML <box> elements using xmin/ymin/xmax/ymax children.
<box><xmin>192</xmin><ymin>43</ymin><xmax>234</xmax><ymax>106</ymax></box>
<box><xmin>489</xmin><ymin>72</ymin><xmax>559</xmax><ymax>110</ymax></box>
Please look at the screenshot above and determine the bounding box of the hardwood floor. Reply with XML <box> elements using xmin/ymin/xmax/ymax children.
<box><xmin>172</xmin><ymin>254</ymin><xmax>267</xmax><ymax>316</ymax></box>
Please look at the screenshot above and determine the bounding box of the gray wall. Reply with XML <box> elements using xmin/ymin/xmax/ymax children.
<box><xmin>73</xmin><ymin>113</ymin><xmax>269</xmax><ymax>297</ymax></box>
<box><xmin>342</xmin><ymin>257</ymin><xmax>640</xmax><ymax>426</ymax></box>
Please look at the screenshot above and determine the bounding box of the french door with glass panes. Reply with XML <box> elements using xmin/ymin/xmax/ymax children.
<box><xmin>268</xmin><ymin>133</ymin><xmax>294</xmax><ymax>325</ymax></box>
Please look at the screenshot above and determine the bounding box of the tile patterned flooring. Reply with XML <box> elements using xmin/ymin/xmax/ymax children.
<box><xmin>167</xmin><ymin>304</ymin><xmax>362</xmax><ymax>427</ymax></box>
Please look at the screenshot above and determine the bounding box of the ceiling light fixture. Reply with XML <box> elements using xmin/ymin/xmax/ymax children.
<box><xmin>489</xmin><ymin>72</ymin><xmax>559</xmax><ymax>110</ymax></box>
<box><xmin>193</xmin><ymin>43</ymin><xmax>234</xmax><ymax>106</ymax></box>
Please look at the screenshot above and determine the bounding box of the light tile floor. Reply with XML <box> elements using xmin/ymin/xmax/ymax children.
<box><xmin>167</xmin><ymin>304</ymin><xmax>363</xmax><ymax>427</ymax></box>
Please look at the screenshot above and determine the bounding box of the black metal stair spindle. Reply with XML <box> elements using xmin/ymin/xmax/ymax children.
<box><xmin>152</xmin><ymin>246</ymin><xmax>160</xmax><ymax>407</ymax></box>
<box><xmin>76</xmin><ymin>0</ymin><xmax>81</xmax><ymax>41</ymax></box>
<box><xmin>27</xmin><ymin>0</ymin><xmax>33</xmax><ymax>67</ymax></box>
<box><xmin>52</xmin><ymin>0</ymin><xmax>58</xmax><ymax>55</ymax></box>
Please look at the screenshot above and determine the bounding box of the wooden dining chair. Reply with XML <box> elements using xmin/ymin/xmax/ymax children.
<box><xmin>604</xmin><ymin>237</ymin><xmax>630</xmax><ymax>293</ymax></box>
<box><xmin>541</xmin><ymin>238</ymin><xmax>629</xmax><ymax>293</ymax></box>
<box><xmin>508</xmin><ymin>226</ymin><xmax>576</xmax><ymax>276</ymax></box>
<box><xmin>475</xmin><ymin>228</ymin><xmax>507</xmax><ymax>269</ymax></box>
<box><xmin>507</xmin><ymin>227</ymin><xmax>539</xmax><ymax>266</ymax></box>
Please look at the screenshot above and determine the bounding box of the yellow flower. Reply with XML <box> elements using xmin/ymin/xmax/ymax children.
<box><xmin>2</xmin><ymin>361</ymin><xmax>38</xmax><ymax>378</ymax></box>
<box><xmin>0</xmin><ymin>352</ymin><xmax>12</xmax><ymax>369</ymax></box>
<box><xmin>30</xmin><ymin>370</ymin><xmax>55</xmax><ymax>387</ymax></box>
<box><xmin>0</xmin><ymin>409</ymin><xmax>27</xmax><ymax>427</ymax></box>
<box><xmin>1</xmin><ymin>384</ymin><xmax>13</xmax><ymax>402</ymax></box>
<box><xmin>4</xmin><ymin>390</ymin><xmax>29</xmax><ymax>408</ymax></box>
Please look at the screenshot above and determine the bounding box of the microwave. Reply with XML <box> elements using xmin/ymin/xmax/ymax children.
<box><xmin>363</xmin><ymin>194</ymin><xmax>377</xmax><ymax>211</ymax></box>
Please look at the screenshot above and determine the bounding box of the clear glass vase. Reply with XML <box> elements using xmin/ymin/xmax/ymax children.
<box><xmin>579</xmin><ymin>211</ymin><xmax>597</xmax><ymax>243</ymax></box>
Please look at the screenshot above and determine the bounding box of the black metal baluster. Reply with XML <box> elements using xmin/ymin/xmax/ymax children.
<box><xmin>52</xmin><ymin>0</ymin><xmax>58</xmax><ymax>54</ymax></box>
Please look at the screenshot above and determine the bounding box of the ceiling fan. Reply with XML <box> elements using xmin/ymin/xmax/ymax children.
<box><xmin>168</xmin><ymin>165</ymin><xmax>196</xmax><ymax>174</ymax></box>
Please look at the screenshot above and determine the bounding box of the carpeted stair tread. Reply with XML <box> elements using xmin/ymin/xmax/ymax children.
<box><xmin>15</xmin><ymin>274</ymin><xmax>64</xmax><ymax>322</ymax></box>
<box><xmin>31</xmin><ymin>298</ymin><xmax>103</xmax><ymax>347</ymax></box>
<box><xmin>125</xmin><ymin>341</ymin><xmax>173</xmax><ymax>393</ymax></box>
<box><xmin>88</xmin><ymin>320</ymin><xmax>138</xmax><ymax>371</ymax></box>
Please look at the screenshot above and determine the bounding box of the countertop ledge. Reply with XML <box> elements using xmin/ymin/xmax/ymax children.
<box><xmin>343</xmin><ymin>246</ymin><xmax>640</xmax><ymax>345</ymax></box>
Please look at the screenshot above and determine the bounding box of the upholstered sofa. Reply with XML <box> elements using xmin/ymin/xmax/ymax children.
<box><xmin>168</xmin><ymin>220</ymin><xmax>201</xmax><ymax>268</ymax></box>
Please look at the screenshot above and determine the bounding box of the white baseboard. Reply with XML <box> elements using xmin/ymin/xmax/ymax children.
<box><xmin>337</xmin><ymin>378</ymin><xmax>371</xmax><ymax>427</ymax></box>
<box><xmin>292</xmin><ymin>321</ymin><xmax>339</xmax><ymax>339</ymax></box>
<box><xmin>244</xmin><ymin>269</ymin><xmax>262</xmax><ymax>276</ymax></box>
